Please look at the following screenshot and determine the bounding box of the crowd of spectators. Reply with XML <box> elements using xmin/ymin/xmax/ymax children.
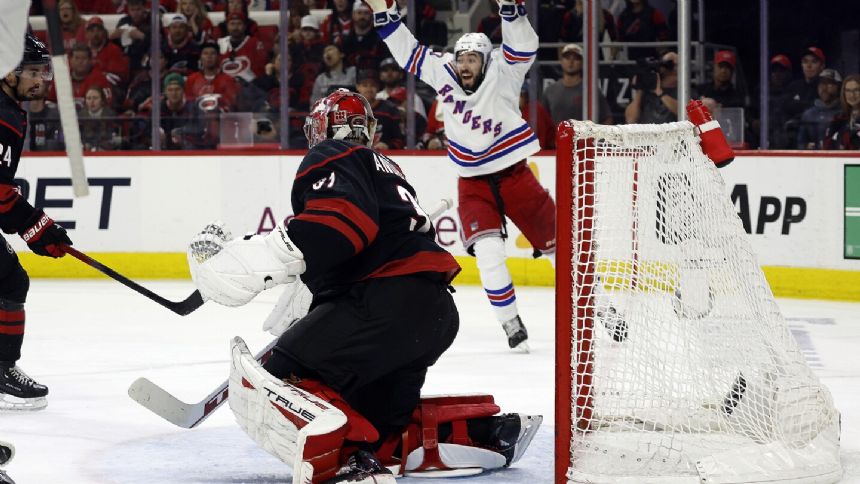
<box><xmin>19</xmin><ymin>0</ymin><xmax>860</xmax><ymax>152</ymax></box>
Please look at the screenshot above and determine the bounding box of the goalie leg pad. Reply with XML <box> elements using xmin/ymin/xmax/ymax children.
<box><xmin>376</xmin><ymin>395</ymin><xmax>543</xmax><ymax>477</ymax></box>
<box><xmin>229</xmin><ymin>337</ymin><xmax>348</xmax><ymax>483</ymax></box>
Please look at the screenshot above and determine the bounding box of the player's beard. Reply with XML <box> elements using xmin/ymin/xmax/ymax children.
<box><xmin>20</xmin><ymin>82</ymin><xmax>45</xmax><ymax>101</ymax></box>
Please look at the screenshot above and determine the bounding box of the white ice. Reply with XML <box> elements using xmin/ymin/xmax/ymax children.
<box><xmin>1</xmin><ymin>281</ymin><xmax>859</xmax><ymax>483</ymax></box>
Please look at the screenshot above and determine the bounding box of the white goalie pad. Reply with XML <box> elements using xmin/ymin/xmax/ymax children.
<box><xmin>228</xmin><ymin>337</ymin><xmax>348</xmax><ymax>483</ymax></box>
<box><xmin>188</xmin><ymin>222</ymin><xmax>306</xmax><ymax>307</ymax></box>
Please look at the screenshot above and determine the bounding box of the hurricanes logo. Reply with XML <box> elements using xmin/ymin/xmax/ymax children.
<box><xmin>220</xmin><ymin>56</ymin><xmax>253</xmax><ymax>79</ymax></box>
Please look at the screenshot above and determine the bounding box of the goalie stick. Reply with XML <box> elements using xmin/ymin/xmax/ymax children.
<box><xmin>128</xmin><ymin>198</ymin><xmax>455</xmax><ymax>428</ymax></box>
<box><xmin>128</xmin><ymin>339</ymin><xmax>277</xmax><ymax>428</ymax></box>
<box><xmin>63</xmin><ymin>246</ymin><xmax>204</xmax><ymax>316</ymax></box>
<box><xmin>41</xmin><ymin>0</ymin><xmax>89</xmax><ymax>197</ymax></box>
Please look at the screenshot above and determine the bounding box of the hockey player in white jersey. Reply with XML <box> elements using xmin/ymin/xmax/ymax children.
<box><xmin>0</xmin><ymin>1</ymin><xmax>31</xmax><ymax>80</ymax></box>
<box><xmin>365</xmin><ymin>0</ymin><xmax>556</xmax><ymax>350</ymax></box>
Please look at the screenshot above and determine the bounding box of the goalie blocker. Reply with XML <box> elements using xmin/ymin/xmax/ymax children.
<box><xmin>229</xmin><ymin>337</ymin><xmax>542</xmax><ymax>483</ymax></box>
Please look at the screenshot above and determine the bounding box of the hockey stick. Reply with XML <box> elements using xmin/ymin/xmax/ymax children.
<box><xmin>41</xmin><ymin>0</ymin><xmax>88</xmax><ymax>197</ymax></box>
<box><xmin>62</xmin><ymin>246</ymin><xmax>204</xmax><ymax>316</ymax></box>
<box><xmin>128</xmin><ymin>339</ymin><xmax>277</xmax><ymax>428</ymax></box>
<box><xmin>127</xmin><ymin>198</ymin><xmax>456</xmax><ymax>428</ymax></box>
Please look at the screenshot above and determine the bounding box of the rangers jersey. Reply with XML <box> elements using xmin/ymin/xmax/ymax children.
<box><xmin>377</xmin><ymin>5</ymin><xmax>540</xmax><ymax>177</ymax></box>
<box><xmin>288</xmin><ymin>139</ymin><xmax>460</xmax><ymax>300</ymax></box>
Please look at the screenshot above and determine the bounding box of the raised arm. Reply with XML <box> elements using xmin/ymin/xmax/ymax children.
<box><xmin>365</xmin><ymin>0</ymin><xmax>457</xmax><ymax>91</ymax></box>
<box><xmin>497</xmin><ymin>0</ymin><xmax>539</xmax><ymax>80</ymax></box>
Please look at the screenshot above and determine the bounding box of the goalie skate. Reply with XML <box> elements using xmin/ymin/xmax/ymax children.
<box><xmin>490</xmin><ymin>413</ymin><xmax>543</xmax><ymax>466</ymax></box>
<box><xmin>0</xmin><ymin>366</ymin><xmax>47</xmax><ymax>411</ymax></box>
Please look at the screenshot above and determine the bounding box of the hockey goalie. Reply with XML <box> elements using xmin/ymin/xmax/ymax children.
<box><xmin>187</xmin><ymin>89</ymin><xmax>541</xmax><ymax>483</ymax></box>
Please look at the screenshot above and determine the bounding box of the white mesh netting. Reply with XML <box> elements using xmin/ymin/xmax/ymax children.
<box><xmin>564</xmin><ymin>121</ymin><xmax>842</xmax><ymax>484</ymax></box>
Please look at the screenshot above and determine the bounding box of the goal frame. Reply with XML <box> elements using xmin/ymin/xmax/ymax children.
<box><xmin>554</xmin><ymin>120</ymin><xmax>586</xmax><ymax>484</ymax></box>
<box><xmin>552</xmin><ymin>120</ymin><xmax>842</xmax><ymax>484</ymax></box>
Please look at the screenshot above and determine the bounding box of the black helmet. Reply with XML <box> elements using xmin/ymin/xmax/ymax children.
<box><xmin>19</xmin><ymin>34</ymin><xmax>51</xmax><ymax>68</ymax></box>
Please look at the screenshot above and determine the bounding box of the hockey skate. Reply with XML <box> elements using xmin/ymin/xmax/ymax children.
<box><xmin>488</xmin><ymin>413</ymin><xmax>543</xmax><ymax>466</ymax></box>
<box><xmin>323</xmin><ymin>450</ymin><xmax>396</xmax><ymax>484</ymax></box>
<box><xmin>0</xmin><ymin>366</ymin><xmax>48</xmax><ymax>411</ymax></box>
<box><xmin>501</xmin><ymin>316</ymin><xmax>529</xmax><ymax>352</ymax></box>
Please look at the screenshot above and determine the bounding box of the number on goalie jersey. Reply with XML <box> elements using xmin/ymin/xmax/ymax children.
<box><xmin>288</xmin><ymin>138</ymin><xmax>459</xmax><ymax>300</ymax></box>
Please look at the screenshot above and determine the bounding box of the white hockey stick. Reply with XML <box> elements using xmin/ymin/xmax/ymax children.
<box><xmin>42</xmin><ymin>0</ymin><xmax>88</xmax><ymax>197</ymax></box>
<box><xmin>128</xmin><ymin>339</ymin><xmax>277</xmax><ymax>428</ymax></box>
<box><xmin>128</xmin><ymin>198</ymin><xmax>455</xmax><ymax>428</ymax></box>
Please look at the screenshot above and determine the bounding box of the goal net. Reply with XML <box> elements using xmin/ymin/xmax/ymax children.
<box><xmin>554</xmin><ymin>120</ymin><xmax>842</xmax><ymax>484</ymax></box>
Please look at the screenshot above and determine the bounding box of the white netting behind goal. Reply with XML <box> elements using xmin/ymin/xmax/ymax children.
<box><xmin>559</xmin><ymin>121</ymin><xmax>842</xmax><ymax>484</ymax></box>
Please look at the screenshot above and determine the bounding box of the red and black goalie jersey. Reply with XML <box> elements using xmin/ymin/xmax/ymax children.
<box><xmin>0</xmin><ymin>88</ymin><xmax>37</xmax><ymax>234</ymax></box>
<box><xmin>288</xmin><ymin>139</ymin><xmax>460</xmax><ymax>298</ymax></box>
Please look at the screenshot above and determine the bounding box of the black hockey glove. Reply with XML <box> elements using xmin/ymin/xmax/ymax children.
<box><xmin>19</xmin><ymin>210</ymin><xmax>73</xmax><ymax>258</ymax></box>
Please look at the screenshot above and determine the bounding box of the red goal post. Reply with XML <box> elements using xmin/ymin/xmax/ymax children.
<box><xmin>553</xmin><ymin>120</ymin><xmax>842</xmax><ymax>484</ymax></box>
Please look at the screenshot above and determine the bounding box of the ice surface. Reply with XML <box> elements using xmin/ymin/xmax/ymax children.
<box><xmin>0</xmin><ymin>281</ymin><xmax>857</xmax><ymax>483</ymax></box>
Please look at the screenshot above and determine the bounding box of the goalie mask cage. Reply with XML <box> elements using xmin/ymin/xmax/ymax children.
<box><xmin>554</xmin><ymin>120</ymin><xmax>842</xmax><ymax>484</ymax></box>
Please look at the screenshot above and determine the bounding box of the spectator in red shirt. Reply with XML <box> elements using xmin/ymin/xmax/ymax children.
<box><xmin>320</xmin><ymin>0</ymin><xmax>353</xmax><ymax>46</ymax></box>
<box><xmin>218</xmin><ymin>12</ymin><xmax>268</xmax><ymax>82</ymax></box>
<box><xmin>186</xmin><ymin>42</ymin><xmax>239</xmax><ymax>111</ymax></box>
<box><xmin>86</xmin><ymin>16</ymin><xmax>131</xmax><ymax>86</ymax></box>
<box><xmin>216</xmin><ymin>0</ymin><xmax>259</xmax><ymax>38</ymax></box>
<box><xmin>179</xmin><ymin>0</ymin><xmax>217</xmax><ymax>44</ymax></box>
<box><xmin>49</xmin><ymin>43</ymin><xmax>114</xmax><ymax>108</ymax></box>
<box><xmin>58</xmin><ymin>0</ymin><xmax>87</xmax><ymax>51</ymax></box>
<box><xmin>110</xmin><ymin>0</ymin><xmax>152</xmax><ymax>77</ymax></box>
<box><xmin>164</xmin><ymin>13</ymin><xmax>202</xmax><ymax>75</ymax></box>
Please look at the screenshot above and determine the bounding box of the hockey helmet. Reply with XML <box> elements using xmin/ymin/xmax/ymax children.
<box><xmin>15</xmin><ymin>34</ymin><xmax>53</xmax><ymax>80</ymax></box>
<box><xmin>304</xmin><ymin>89</ymin><xmax>377</xmax><ymax>149</ymax></box>
<box><xmin>454</xmin><ymin>32</ymin><xmax>492</xmax><ymax>74</ymax></box>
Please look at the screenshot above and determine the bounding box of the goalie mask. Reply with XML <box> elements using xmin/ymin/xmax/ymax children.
<box><xmin>304</xmin><ymin>89</ymin><xmax>377</xmax><ymax>149</ymax></box>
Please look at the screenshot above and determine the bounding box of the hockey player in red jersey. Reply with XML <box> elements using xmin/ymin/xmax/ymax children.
<box><xmin>0</xmin><ymin>35</ymin><xmax>73</xmax><ymax>412</ymax></box>
<box><xmin>187</xmin><ymin>89</ymin><xmax>541</xmax><ymax>483</ymax></box>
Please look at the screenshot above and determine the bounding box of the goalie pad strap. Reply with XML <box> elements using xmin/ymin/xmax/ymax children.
<box><xmin>376</xmin><ymin>394</ymin><xmax>501</xmax><ymax>473</ymax></box>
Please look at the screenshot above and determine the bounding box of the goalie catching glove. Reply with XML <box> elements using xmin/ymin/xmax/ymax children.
<box><xmin>187</xmin><ymin>222</ymin><xmax>305</xmax><ymax>307</ymax></box>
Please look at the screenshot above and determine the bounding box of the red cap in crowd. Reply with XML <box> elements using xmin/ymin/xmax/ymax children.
<box><xmin>86</xmin><ymin>16</ymin><xmax>105</xmax><ymax>30</ymax></box>
<box><xmin>770</xmin><ymin>54</ymin><xmax>792</xmax><ymax>70</ymax></box>
<box><xmin>714</xmin><ymin>50</ymin><xmax>736</xmax><ymax>68</ymax></box>
<box><xmin>802</xmin><ymin>46</ymin><xmax>825</xmax><ymax>63</ymax></box>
